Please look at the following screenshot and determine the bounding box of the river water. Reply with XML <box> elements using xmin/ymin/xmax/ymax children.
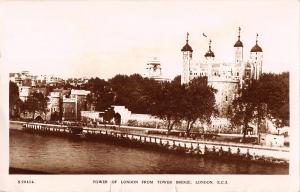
<box><xmin>9</xmin><ymin>129</ymin><xmax>288</xmax><ymax>174</ymax></box>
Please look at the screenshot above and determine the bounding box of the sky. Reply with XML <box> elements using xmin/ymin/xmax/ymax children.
<box><xmin>0</xmin><ymin>1</ymin><xmax>299</xmax><ymax>79</ymax></box>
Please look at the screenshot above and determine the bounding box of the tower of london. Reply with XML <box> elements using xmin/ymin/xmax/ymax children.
<box><xmin>181</xmin><ymin>28</ymin><xmax>263</xmax><ymax>116</ymax></box>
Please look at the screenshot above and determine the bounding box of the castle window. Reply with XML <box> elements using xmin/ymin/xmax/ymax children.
<box><xmin>225</xmin><ymin>96</ymin><xmax>228</xmax><ymax>101</ymax></box>
<box><xmin>190</xmin><ymin>72</ymin><xmax>193</xmax><ymax>75</ymax></box>
<box><xmin>237</xmin><ymin>72</ymin><xmax>239</xmax><ymax>76</ymax></box>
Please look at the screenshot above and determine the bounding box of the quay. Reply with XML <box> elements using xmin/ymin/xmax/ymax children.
<box><xmin>11</xmin><ymin>121</ymin><xmax>289</xmax><ymax>165</ymax></box>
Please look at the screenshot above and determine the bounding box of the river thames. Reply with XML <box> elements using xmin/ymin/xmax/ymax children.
<box><xmin>9</xmin><ymin>129</ymin><xmax>288</xmax><ymax>174</ymax></box>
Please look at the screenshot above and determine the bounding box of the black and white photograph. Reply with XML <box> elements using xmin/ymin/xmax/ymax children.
<box><xmin>0</xmin><ymin>0</ymin><xmax>299</xmax><ymax>192</ymax></box>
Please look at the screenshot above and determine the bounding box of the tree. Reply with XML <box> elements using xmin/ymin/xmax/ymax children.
<box><xmin>108</xmin><ymin>74</ymin><xmax>155</xmax><ymax>113</ymax></box>
<box><xmin>229</xmin><ymin>72</ymin><xmax>289</xmax><ymax>140</ymax></box>
<box><xmin>103</xmin><ymin>107</ymin><xmax>115</xmax><ymax>123</ymax></box>
<box><xmin>84</xmin><ymin>77</ymin><xmax>115</xmax><ymax>111</ymax></box>
<box><xmin>45</xmin><ymin>85</ymin><xmax>54</xmax><ymax>96</ymax></box>
<box><xmin>9</xmin><ymin>81</ymin><xmax>22</xmax><ymax>118</ymax></box>
<box><xmin>256</xmin><ymin>72</ymin><xmax>289</xmax><ymax>127</ymax></box>
<box><xmin>182</xmin><ymin>76</ymin><xmax>216</xmax><ymax>136</ymax></box>
<box><xmin>229</xmin><ymin>95</ymin><xmax>256</xmax><ymax>140</ymax></box>
<box><xmin>149</xmin><ymin>76</ymin><xmax>185</xmax><ymax>134</ymax></box>
<box><xmin>22</xmin><ymin>91</ymin><xmax>48</xmax><ymax>120</ymax></box>
<box><xmin>108</xmin><ymin>74</ymin><xmax>131</xmax><ymax>107</ymax></box>
<box><xmin>134</xmin><ymin>77</ymin><xmax>162</xmax><ymax>114</ymax></box>
<box><xmin>58</xmin><ymin>97</ymin><xmax>63</xmax><ymax>121</ymax></box>
<box><xmin>85</xmin><ymin>77</ymin><xmax>108</xmax><ymax>94</ymax></box>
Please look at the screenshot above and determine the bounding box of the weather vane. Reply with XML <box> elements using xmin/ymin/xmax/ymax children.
<box><xmin>186</xmin><ymin>32</ymin><xmax>189</xmax><ymax>42</ymax></box>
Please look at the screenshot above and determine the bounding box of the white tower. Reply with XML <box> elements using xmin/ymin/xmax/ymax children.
<box><xmin>250</xmin><ymin>33</ymin><xmax>263</xmax><ymax>80</ymax></box>
<box><xmin>181</xmin><ymin>32</ymin><xmax>193</xmax><ymax>84</ymax></box>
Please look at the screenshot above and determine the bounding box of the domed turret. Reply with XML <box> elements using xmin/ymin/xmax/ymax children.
<box><xmin>181</xmin><ymin>32</ymin><xmax>193</xmax><ymax>52</ymax></box>
<box><xmin>251</xmin><ymin>44</ymin><xmax>262</xmax><ymax>52</ymax></box>
<box><xmin>250</xmin><ymin>33</ymin><xmax>263</xmax><ymax>80</ymax></box>
<box><xmin>251</xmin><ymin>33</ymin><xmax>263</xmax><ymax>52</ymax></box>
<box><xmin>204</xmin><ymin>39</ymin><xmax>215</xmax><ymax>58</ymax></box>
<box><xmin>234</xmin><ymin>40</ymin><xmax>243</xmax><ymax>47</ymax></box>
<box><xmin>234</xmin><ymin>27</ymin><xmax>243</xmax><ymax>47</ymax></box>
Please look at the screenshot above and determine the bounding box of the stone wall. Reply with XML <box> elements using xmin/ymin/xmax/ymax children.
<box><xmin>209</xmin><ymin>79</ymin><xmax>239</xmax><ymax>117</ymax></box>
<box><xmin>81</xmin><ymin>111</ymin><xmax>104</xmax><ymax>121</ymax></box>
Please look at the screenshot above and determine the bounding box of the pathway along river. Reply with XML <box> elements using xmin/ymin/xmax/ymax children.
<box><xmin>9</xmin><ymin>129</ymin><xmax>288</xmax><ymax>174</ymax></box>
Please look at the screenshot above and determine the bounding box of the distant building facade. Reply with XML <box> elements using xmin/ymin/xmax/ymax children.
<box><xmin>18</xmin><ymin>86</ymin><xmax>31</xmax><ymax>102</ymax></box>
<box><xmin>62</xmin><ymin>89</ymin><xmax>90</xmax><ymax>121</ymax></box>
<box><xmin>144</xmin><ymin>57</ymin><xmax>170</xmax><ymax>82</ymax></box>
<box><xmin>46</xmin><ymin>92</ymin><xmax>61</xmax><ymax>120</ymax></box>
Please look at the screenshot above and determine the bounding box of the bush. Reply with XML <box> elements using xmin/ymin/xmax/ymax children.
<box><xmin>127</xmin><ymin>119</ymin><xmax>139</xmax><ymax>127</ymax></box>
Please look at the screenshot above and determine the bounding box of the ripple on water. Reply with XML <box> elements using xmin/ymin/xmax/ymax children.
<box><xmin>9</xmin><ymin>130</ymin><xmax>289</xmax><ymax>174</ymax></box>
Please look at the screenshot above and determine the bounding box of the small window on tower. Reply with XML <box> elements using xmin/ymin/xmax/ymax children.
<box><xmin>237</xmin><ymin>72</ymin><xmax>239</xmax><ymax>76</ymax></box>
<box><xmin>225</xmin><ymin>96</ymin><xmax>228</xmax><ymax>101</ymax></box>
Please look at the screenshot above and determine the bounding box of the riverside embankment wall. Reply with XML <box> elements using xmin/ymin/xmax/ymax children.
<box><xmin>10</xmin><ymin>121</ymin><xmax>289</xmax><ymax>163</ymax></box>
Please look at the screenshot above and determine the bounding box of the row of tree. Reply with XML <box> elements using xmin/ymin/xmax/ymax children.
<box><xmin>80</xmin><ymin>72</ymin><xmax>290</xmax><ymax>137</ymax></box>
<box><xmin>85</xmin><ymin>75</ymin><xmax>217</xmax><ymax>135</ymax></box>
<box><xmin>9</xmin><ymin>72</ymin><xmax>289</xmax><ymax>139</ymax></box>
<box><xmin>148</xmin><ymin>76</ymin><xmax>216</xmax><ymax>135</ymax></box>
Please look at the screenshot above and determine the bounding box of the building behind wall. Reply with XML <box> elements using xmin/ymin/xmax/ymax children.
<box><xmin>70</xmin><ymin>89</ymin><xmax>90</xmax><ymax>120</ymax></box>
<box><xmin>62</xmin><ymin>97</ymin><xmax>76</xmax><ymax>121</ymax></box>
<box><xmin>143</xmin><ymin>57</ymin><xmax>171</xmax><ymax>82</ymax></box>
<box><xmin>62</xmin><ymin>89</ymin><xmax>90</xmax><ymax>121</ymax></box>
<box><xmin>18</xmin><ymin>86</ymin><xmax>31</xmax><ymax>102</ymax></box>
<box><xmin>47</xmin><ymin>92</ymin><xmax>61</xmax><ymax>121</ymax></box>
